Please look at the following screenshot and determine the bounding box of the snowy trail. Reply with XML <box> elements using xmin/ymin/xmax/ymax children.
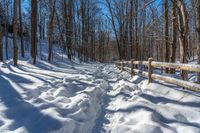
<box><xmin>0</xmin><ymin>61</ymin><xmax>109</xmax><ymax>133</ymax></box>
<box><xmin>92</xmin><ymin>65</ymin><xmax>142</xmax><ymax>133</ymax></box>
<box><xmin>92</xmin><ymin>65</ymin><xmax>200</xmax><ymax>133</ymax></box>
<box><xmin>0</xmin><ymin>60</ymin><xmax>200</xmax><ymax>133</ymax></box>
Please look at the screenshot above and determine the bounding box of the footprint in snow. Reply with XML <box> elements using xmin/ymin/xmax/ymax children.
<box><xmin>174</xmin><ymin>114</ymin><xmax>188</xmax><ymax>122</ymax></box>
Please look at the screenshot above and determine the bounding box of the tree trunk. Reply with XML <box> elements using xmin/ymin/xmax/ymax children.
<box><xmin>13</xmin><ymin>0</ymin><xmax>18</xmax><ymax>66</ymax></box>
<box><xmin>130</xmin><ymin>0</ymin><xmax>133</xmax><ymax>59</ymax></box>
<box><xmin>4</xmin><ymin>0</ymin><xmax>8</xmax><ymax>60</ymax></box>
<box><xmin>66</xmin><ymin>0</ymin><xmax>74</xmax><ymax>60</ymax></box>
<box><xmin>196</xmin><ymin>0</ymin><xmax>200</xmax><ymax>83</ymax></box>
<box><xmin>135</xmin><ymin>0</ymin><xmax>139</xmax><ymax>60</ymax></box>
<box><xmin>31</xmin><ymin>0</ymin><xmax>38</xmax><ymax>64</ymax></box>
<box><xmin>164</xmin><ymin>0</ymin><xmax>170</xmax><ymax>73</ymax></box>
<box><xmin>19</xmin><ymin>0</ymin><xmax>24</xmax><ymax>58</ymax></box>
<box><xmin>142</xmin><ymin>1</ymin><xmax>147</xmax><ymax>60</ymax></box>
<box><xmin>0</xmin><ymin>5</ymin><xmax>3</xmax><ymax>62</ymax></box>
<box><xmin>0</xmin><ymin>26</ymin><xmax>3</xmax><ymax>62</ymax></box>
<box><xmin>105</xmin><ymin>0</ymin><xmax>122</xmax><ymax>60</ymax></box>
<box><xmin>48</xmin><ymin>0</ymin><xmax>56</xmax><ymax>63</ymax></box>
<box><xmin>177</xmin><ymin>0</ymin><xmax>188</xmax><ymax>80</ymax></box>
<box><xmin>170</xmin><ymin>1</ymin><xmax>177</xmax><ymax>73</ymax></box>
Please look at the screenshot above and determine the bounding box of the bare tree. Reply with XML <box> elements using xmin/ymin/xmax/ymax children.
<box><xmin>65</xmin><ymin>0</ymin><xmax>74</xmax><ymax>60</ymax></box>
<box><xmin>177</xmin><ymin>0</ymin><xmax>189</xmax><ymax>80</ymax></box>
<box><xmin>135</xmin><ymin>0</ymin><xmax>139</xmax><ymax>60</ymax></box>
<box><xmin>170</xmin><ymin>1</ymin><xmax>177</xmax><ymax>73</ymax></box>
<box><xmin>130</xmin><ymin>0</ymin><xmax>133</xmax><ymax>59</ymax></box>
<box><xmin>164</xmin><ymin>0</ymin><xmax>170</xmax><ymax>73</ymax></box>
<box><xmin>13</xmin><ymin>0</ymin><xmax>18</xmax><ymax>66</ymax></box>
<box><xmin>105</xmin><ymin>0</ymin><xmax>121</xmax><ymax>60</ymax></box>
<box><xmin>4</xmin><ymin>0</ymin><xmax>9</xmax><ymax>60</ymax></box>
<box><xmin>196</xmin><ymin>0</ymin><xmax>200</xmax><ymax>83</ymax></box>
<box><xmin>19</xmin><ymin>0</ymin><xmax>24</xmax><ymax>58</ymax></box>
<box><xmin>48</xmin><ymin>0</ymin><xmax>56</xmax><ymax>63</ymax></box>
<box><xmin>0</xmin><ymin>25</ymin><xmax>2</xmax><ymax>62</ymax></box>
<box><xmin>0</xmin><ymin>3</ymin><xmax>3</xmax><ymax>62</ymax></box>
<box><xmin>31</xmin><ymin>0</ymin><xmax>38</xmax><ymax>64</ymax></box>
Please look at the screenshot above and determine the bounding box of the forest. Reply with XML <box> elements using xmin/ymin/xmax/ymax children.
<box><xmin>0</xmin><ymin>0</ymin><xmax>200</xmax><ymax>80</ymax></box>
<box><xmin>0</xmin><ymin>0</ymin><xmax>200</xmax><ymax>133</ymax></box>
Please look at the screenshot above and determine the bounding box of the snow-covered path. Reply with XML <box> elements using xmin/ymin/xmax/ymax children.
<box><xmin>92</xmin><ymin>65</ymin><xmax>141</xmax><ymax>133</ymax></box>
<box><xmin>0</xmin><ymin>60</ymin><xmax>109</xmax><ymax>133</ymax></box>
<box><xmin>93</xmin><ymin>65</ymin><xmax>200</xmax><ymax>133</ymax></box>
<box><xmin>0</xmin><ymin>60</ymin><xmax>200</xmax><ymax>133</ymax></box>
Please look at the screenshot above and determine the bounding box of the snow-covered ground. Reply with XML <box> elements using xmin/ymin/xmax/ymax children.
<box><xmin>0</xmin><ymin>58</ymin><xmax>200</xmax><ymax>133</ymax></box>
<box><xmin>0</xmin><ymin>36</ymin><xmax>200</xmax><ymax>133</ymax></box>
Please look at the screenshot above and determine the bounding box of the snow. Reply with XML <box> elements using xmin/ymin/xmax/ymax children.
<box><xmin>0</xmin><ymin>40</ymin><xmax>200</xmax><ymax>132</ymax></box>
<box><xmin>1</xmin><ymin>59</ymin><xmax>200</xmax><ymax>133</ymax></box>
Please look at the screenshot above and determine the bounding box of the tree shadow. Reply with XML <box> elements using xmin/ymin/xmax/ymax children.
<box><xmin>0</xmin><ymin>74</ymin><xmax>62</xmax><ymax>133</ymax></box>
<box><xmin>4</xmin><ymin>64</ymin><xmax>58</xmax><ymax>88</ymax></box>
<box><xmin>140</xmin><ymin>93</ymin><xmax>200</xmax><ymax>108</ymax></box>
<box><xmin>107</xmin><ymin>105</ymin><xmax>200</xmax><ymax>129</ymax></box>
<box><xmin>132</xmin><ymin>76</ymin><xmax>146</xmax><ymax>84</ymax></box>
<box><xmin>27</xmin><ymin>59</ymin><xmax>79</xmax><ymax>75</ymax></box>
<box><xmin>151</xmin><ymin>80</ymin><xmax>200</xmax><ymax>97</ymax></box>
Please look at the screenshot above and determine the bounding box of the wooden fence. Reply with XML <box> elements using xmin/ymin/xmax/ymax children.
<box><xmin>115</xmin><ymin>58</ymin><xmax>200</xmax><ymax>92</ymax></box>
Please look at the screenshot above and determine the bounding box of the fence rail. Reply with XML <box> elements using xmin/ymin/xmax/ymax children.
<box><xmin>115</xmin><ymin>58</ymin><xmax>200</xmax><ymax>92</ymax></box>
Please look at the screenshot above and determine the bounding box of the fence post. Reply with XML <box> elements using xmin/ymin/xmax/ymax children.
<box><xmin>131</xmin><ymin>59</ymin><xmax>135</xmax><ymax>77</ymax></box>
<box><xmin>121</xmin><ymin>60</ymin><xmax>124</xmax><ymax>71</ymax></box>
<box><xmin>148</xmin><ymin>58</ymin><xmax>153</xmax><ymax>84</ymax></box>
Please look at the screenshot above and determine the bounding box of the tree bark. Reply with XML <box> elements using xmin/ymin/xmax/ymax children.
<box><xmin>170</xmin><ymin>1</ymin><xmax>177</xmax><ymax>73</ymax></box>
<box><xmin>19</xmin><ymin>0</ymin><xmax>24</xmax><ymax>58</ymax></box>
<box><xmin>48</xmin><ymin>0</ymin><xmax>56</xmax><ymax>63</ymax></box>
<box><xmin>164</xmin><ymin>0</ymin><xmax>170</xmax><ymax>73</ymax></box>
<box><xmin>0</xmin><ymin>26</ymin><xmax>3</xmax><ymax>62</ymax></box>
<box><xmin>66</xmin><ymin>0</ymin><xmax>74</xmax><ymax>60</ymax></box>
<box><xmin>177</xmin><ymin>0</ymin><xmax>188</xmax><ymax>80</ymax></box>
<box><xmin>105</xmin><ymin>0</ymin><xmax>122</xmax><ymax>60</ymax></box>
<box><xmin>31</xmin><ymin>0</ymin><xmax>38</xmax><ymax>64</ymax></box>
<box><xmin>130</xmin><ymin>0</ymin><xmax>133</xmax><ymax>59</ymax></box>
<box><xmin>0</xmin><ymin>5</ymin><xmax>3</xmax><ymax>62</ymax></box>
<box><xmin>196</xmin><ymin>0</ymin><xmax>200</xmax><ymax>83</ymax></box>
<box><xmin>135</xmin><ymin>0</ymin><xmax>139</xmax><ymax>60</ymax></box>
<box><xmin>4</xmin><ymin>0</ymin><xmax>8</xmax><ymax>60</ymax></box>
<box><xmin>13</xmin><ymin>0</ymin><xmax>18</xmax><ymax>66</ymax></box>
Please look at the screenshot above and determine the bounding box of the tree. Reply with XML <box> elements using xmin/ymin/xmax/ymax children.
<box><xmin>177</xmin><ymin>0</ymin><xmax>188</xmax><ymax>80</ymax></box>
<box><xmin>135</xmin><ymin>0</ymin><xmax>139</xmax><ymax>60</ymax></box>
<box><xmin>31</xmin><ymin>0</ymin><xmax>38</xmax><ymax>64</ymax></box>
<box><xmin>105</xmin><ymin>0</ymin><xmax>122</xmax><ymax>60</ymax></box>
<box><xmin>4</xmin><ymin>0</ymin><xmax>9</xmax><ymax>60</ymax></box>
<box><xmin>164</xmin><ymin>0</ymin><xmax>169</xmax><ymax>73</ymax></box>
<box><xmin>48</xmin><ymin>0</ymin><xmax>56</xmax><ymax>63</ymax></box>
<box><xmin>0</xmin><ymin>3</ymin><xmax>3</xmax><ymax>62</ymax></box>
<box><xmin>130</xmin><ymin>0</ymin><xmax>133</xmax><ymax>59</ymax></box>
<box><xmin>19</xmin><ymin>0</ymin><xmax>24</xmax><ymax>58</ymax></box>
<box><xmin>196</xmin><ymin>0</ymin><xmax>200</xmax><ymax>83</ymax></box>
<box><xmin>170</xmin><ymin>1</ymin><xmax>177</xmax><ymax>73</ymax></box>
<box><xmin>13</xmin><ymin>0</ymin><xmax>18</xmax><ymax>66</ymax></box>
<box><xmin>0</xmin><ymin>25</ymin><xmax>2</xmax><ymax>62</ymax></box>
<box><xmin>65</xmin><ymin>0</ymin><xmax>74</xmax><ymax>60</ymax></box>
